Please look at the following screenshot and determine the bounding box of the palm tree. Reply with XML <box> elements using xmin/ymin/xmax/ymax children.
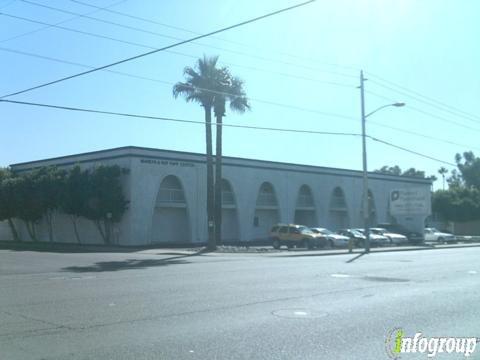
<box><xmin>438</xmin><ymin>167</ymin><xmax>448</xmax><ymax>190</ymax></box>
<box><xmin>213</xmin><ymin>73</ymin><xmax>250</xmax><ymax>245</ymax></box>
<box><xmin>173</xmin><ymin>55</ymin><xmax>226</xmax><ymax>250</ymax></box>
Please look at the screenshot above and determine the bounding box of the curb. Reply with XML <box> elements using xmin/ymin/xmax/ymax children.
<box><xmin>262</xmin><ymin>242</ymin><xmax>480</xmax><ymax>258</ymax></box>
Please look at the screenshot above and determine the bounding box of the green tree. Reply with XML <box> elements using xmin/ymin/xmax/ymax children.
<box><xmin>375</xmin><ymin>165</ymin><xmax>402</xmax><ymax>176</ymax></box>
<box><xmin>375</xmin><ymin>165</ymin><xmax>428</xmax><ymax>178</ymax></box>
<box><xmin>35</xmin><ymin>167</ymin><xmax>66</xmax><ymax>242</ymax></box>
<box><xmin>59</xmin><ymin>166</ymin><xmax>89</xmax><ymax>244</ymax></box>
<box><xmin>173</xmin><ymin>55</ymin><xmax>227</xmax><ymax>250</ymax></box>
<box><xmin>83</xmin><ymin>165</ymin><xmax>129</xmax><ymax>244</ymax></box>
<box><xmin>454</xmin><ymin>151</ymin><xmax>480</xmax><ymax>188</ymax></box>
<box><xmin>438</xmin><ymin>166</ymin><xmax>448</xmax><ymax>190</ymax></box>
<box><xmin>402</xmin><ymin>167</ymin><xmax>425</xmax><ymax>178</ymax></box>
<box><xmin>432</xmin><ymin>187</ymin><xmax>480</xmax><ymax>222</ymax></box>
<box><xmin>213</xmin><ymin>70</ymin><xmax>250</xmax><ymax>245</ymax></box>
<box><xmin>15</xmin><ymin>172</ymin><xmax>44</xmax><ymax>241</ymax></box>
<box><xmin>433</xmin><ymin>152</ymin><xmax>480</xmax><ymax>222</ymax></box>
<box><xmin>0</xmin><ymin>169</ymin><xmax>20</xmax><ymax>241</ymax></box>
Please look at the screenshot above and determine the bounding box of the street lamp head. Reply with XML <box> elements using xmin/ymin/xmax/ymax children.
<box><xmin>393</xmin><ymin>102</ymin><xmax>405</xmax><ymax>107</ymax></box>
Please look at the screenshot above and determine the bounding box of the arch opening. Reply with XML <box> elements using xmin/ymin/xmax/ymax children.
<box><xmin>294</xmin><ymin>185</ymin><xmax>317</xmax><ymax>227</ymax></box>
<box><xmin>328</xmin><ymin>187</ymin><xmax>350</xmax><ymax>230</ymax></box>
<box><xmin>151</xmin><ymin>175</ymin><xmax>190</xmax><ymax>243</ymax></box>
<box><xmin>252</xmin><ymin>182</ymin><xmax>280</xmax><ymax>240</ymax></box>
<box><xmin>221</xmin><ymin>179</ymin><xmax>240</xmax><ymax>243</ymax></box>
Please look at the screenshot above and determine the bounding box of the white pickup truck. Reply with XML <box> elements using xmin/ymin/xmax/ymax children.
<box><xmin>424</xmin><ymin>228</ymin><xmax>456</xmax><ymax>243</ymax></box>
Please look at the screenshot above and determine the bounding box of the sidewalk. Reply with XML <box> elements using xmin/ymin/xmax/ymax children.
<box><xmin>2</xmin><ymin>240</ymin><xmax>479</xmax><ymax>257</ymax></box>
<box><xmin>261</xmin><ymin>242</ymin><xmax>480</xmax><ymax>257</ymax></box>
<box><xmin>151</xmin><ymin>241</ymin><xmax>480</xmax><ymax>257</ymax></box>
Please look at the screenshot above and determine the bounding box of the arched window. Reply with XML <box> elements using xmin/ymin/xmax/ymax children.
<box><xmin>152</xmin><ymin>175</ymin><xmax>190</xmax><ymax>243</ymax></box>
<box><xmin>157</xmin><ymin>175</ymin><xmax>185</xmax><ymax>204</ymax></box>
<box><xmin>328</xmin><ymin>187</ymin><xmax>349</xmax><ymax>230</ymax></box>
<box><xmin>296</xmin><ymin>185</ymin><xmax>314</xmax><ymax>207</ymax></box>
<box><xmin>330</xmin><ymin>187</ymin><xmax>347</xmax><ymax>210</ymax></box>
<box><xmin>221</xmin><ymin>179</ymin><xmax>236</xmax><ymax>206</ymax></box>
<box><xmin>256</xmin><ymin>182</ymin><xmax>278</xmax><ymax>207</ymax></box>
<box><xmin>294</xmin><ymin>185</ymin><xmax>316</xmax><ymax>226</ymax></box>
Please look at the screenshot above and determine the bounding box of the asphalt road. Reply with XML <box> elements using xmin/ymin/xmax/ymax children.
<box><xmin>1</xmin><ymin>247</ymin><xmax>479</xmax><ymax>359</ymax></box>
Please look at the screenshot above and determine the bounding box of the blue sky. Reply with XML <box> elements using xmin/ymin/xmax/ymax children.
<box><xmin>1</xmin><ymin>0</ymin><xmax>479</xmax><ymax>189</ymax></box>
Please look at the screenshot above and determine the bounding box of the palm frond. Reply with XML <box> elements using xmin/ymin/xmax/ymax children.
<box><xmin>172</xmin><ymin>82</ymin><xmax>193</xmax><ymax>98</ymax></box>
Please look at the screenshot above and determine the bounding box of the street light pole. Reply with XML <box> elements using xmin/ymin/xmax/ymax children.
<box><xmin>359</xmin><ymin>70</ymin><xmax>370</xmax><ymax>253</ymax></box>
<box><xmin>359</xmin><ymin>70</ymin><xmax>405</xmax><ymax>254</ymax></box>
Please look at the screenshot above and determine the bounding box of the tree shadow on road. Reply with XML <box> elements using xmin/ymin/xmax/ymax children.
<box><xmin>62</xmin><ymin>258</ymin><xmax>191</xmax><ymax>272</ymax></box>
<box><xmin>61</xmin><ymin>250</ymin><xmax>208</xmax><ymax>272</ymax></box>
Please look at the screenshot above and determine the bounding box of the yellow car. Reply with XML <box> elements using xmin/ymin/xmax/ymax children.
<box><xmin>269</xmin><ymin>224</ymin><xmax>326</xmax><ymax>250</ymax></box>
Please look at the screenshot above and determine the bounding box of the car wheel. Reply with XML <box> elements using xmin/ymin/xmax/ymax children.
<box><xmin>272</xmin><ymin>239</ymin><xmax>281</xmax><ymax>249</ymax></box>
<box><xmin>304</xmin><ymin>239</ymin><xmax>313</xmax><ymax>250</ymax></box>
<box><xmin>438</xmin><ymin>237</ymin><xmax>444</xmax><ymax>244</ymax></box>
<box><xmin>328</xmin><ymin>239</ymin><xmax>334</xmax><ymax>248</ymax></box>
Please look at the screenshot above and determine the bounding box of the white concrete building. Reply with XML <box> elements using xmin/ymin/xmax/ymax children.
<box><xmin>9</xmin><ymin>146</ymin><xmax>432</xmax><ymax>246</ymax></box>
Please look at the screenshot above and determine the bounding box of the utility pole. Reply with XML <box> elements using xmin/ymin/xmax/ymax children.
<box><xmin>360</xmin><ymin>70</ymin><xmax>370</xmax><ymax>253</ymax></box>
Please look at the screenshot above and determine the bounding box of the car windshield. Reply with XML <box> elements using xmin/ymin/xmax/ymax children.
<box><xmin>299</xmin><ymin>226</ymin><xmax>313</xmax><ymax>234</ymax></box>
<box><xmin>370</xmin><ymin>229</ymin><xmax>386</xmax><ymax>235</ymax></box>
<box><xmin>316</xmin><ymin>228</ymin><xmax>332</xmax><ymax>235</ymax></box>
<box><xmin>351</xmin><ymin>230</ymin><xmax>364</xmax><ymax>237</ymax></box>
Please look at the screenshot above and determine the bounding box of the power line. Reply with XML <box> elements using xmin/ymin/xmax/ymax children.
<box><xmin>70</xmin><ymin>0</ymin><xmax>257</xmax><ymax>48</ymax></box>
<box><xmin>0</xmin><ymin>17</ymin><xmax>355</xmax><ymax>89</ymax></box>
<box><xmin>367</xmin><ymin>71</ymin><xmax>480</xmax><ymax>123</ymax></box>
<box><xmin>365</xmin><ymin>90</ymin><xmax>480</xmax><ymax>133</ymax></box>
<box><xmin>17</xmin><ymin>0</ymin><xmax>184</xmax><ymax>41</ymax></box>
<box><xmin>4</xmin><ymin>44</ymin><xmax>478</xmax><ymax>151</ymax></box>
<box><xmin>69</xmin><ymin>0</ymin><xmax>359</xmax><ymax>73</ymax></box>
<box><xmin>1</xmin><ymin>12</ymin><xmax>169</xmax><ymax>49</ymax></box>
<box><xmin>367</xmin><ymin>119</ymin><xmax>480</xmax><ymax>152</ymax></box>
<box><xmin>0</xmin><ymin>99</ymin><xmax>361</xmax><ymax>137</ymax></box>
<box><xmin>0</xmin><ymin>98</ymin><xmax>455</xmax><ymax>166</ymax></box>
<box><xmin>0</xmin><ymin>0</ymin><xmax>317</xmax><ymax>99</ymax></box>
<box><xmin>366</xmin><ymin>74</ymin><xmax>480</xmax><ymax>126</ymax></box>
<box><xmin>0</xmin><ymin>46</ymin><xmax>356</xmax><ymax>121</ymax></box>
<box><xmin>369</xmin><ymin>136</ymin><xmax>456</xmax><ymax>166</ymax></box>
<box><xmin>3</xmin><ymin>44</ymin><xmax>476</xmax><ymax>152</ymax></box>
<box><xmin>0</xmin><ymin>0</ymin><xmax>128</xmax><ymax>43</ymax></box>
<box><xmin>3</xmin><ymin>3</ymin><xmax>356</xmax><ymax>81</ymax></box>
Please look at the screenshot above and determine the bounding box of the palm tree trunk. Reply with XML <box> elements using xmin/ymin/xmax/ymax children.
<box><xmin>214</xmin><ymin>114</ymin><xmax>223</xmax><ymax>246</ymax></box>
<box><xmin>205</xmin><ymin>106</ymin><xmax>216</xmax><ymax>250</ymax></box>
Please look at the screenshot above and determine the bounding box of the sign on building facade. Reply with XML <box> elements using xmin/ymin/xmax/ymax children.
<box><xmin>389</xmin><ymin>188</ymin><xmax>431</xmax><ymax>216</ymax></box>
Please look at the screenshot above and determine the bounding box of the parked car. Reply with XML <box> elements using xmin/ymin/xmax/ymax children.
<box><xmin>344</xmin><ymin>228</ymin><xmax>390</xmax><ymax>247</ymax></box>
<box><xmin>377</xmin><ymin>223</ymin><xmax>424</xmax><ymax>244</ymax></box>
<box><xmin>424</xmin><ymin>227</ymin><xmax>456</xmax><ymax>243</ymax></box>
<box><xmin>310</xmin><ymin>228</ymin><xmax>350</xmax><ymax>248</ymax></box>
<box><xmin>337</xmin><ymin>229</ymin><xmax>365</xmax><ymax>247</ymax></box>
<box><xmin>368</xmin><ymin>227</ymin><xmax>409</xmax><ymax>245</ymax></box>
<box><xmin>269</xmin><ymin>224</ymin><xmax>326</xmax><ymax>250</ymax></box>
